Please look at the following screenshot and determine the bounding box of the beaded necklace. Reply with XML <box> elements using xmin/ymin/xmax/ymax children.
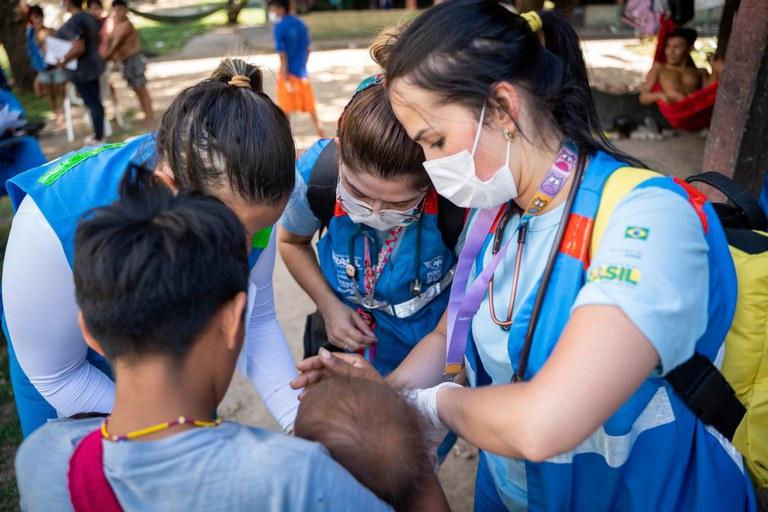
<box><xmin>101</xmin><ymin>416</ymin><xmax>222</xmax><ymax>442</ymax></box>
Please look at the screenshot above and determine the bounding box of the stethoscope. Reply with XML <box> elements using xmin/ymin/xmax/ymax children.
<box><xmin>485</xmin><ymin>152</ymin><xmax>586</xmax><ymax>382</ymax></box>
<box><xmin>345</xmin><ymin>213</ymin><xmax>425</xmax><ymax>305</ymax></box>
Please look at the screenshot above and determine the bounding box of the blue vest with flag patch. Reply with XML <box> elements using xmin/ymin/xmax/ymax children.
<box><xmin>298</xmin><ymin>140</ymin><xmax>456</xmax><ymax>375</ymax></box>
<box><xmin>465</xmin><ymin>151</ymin><xmax>756</xmax><ymax>511</ymax></box>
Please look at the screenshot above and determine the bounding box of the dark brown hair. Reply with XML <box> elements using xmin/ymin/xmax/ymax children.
<box><xmin>337</xmin><ymin>24</ymin><xmax>428</xmax><ymax>190</ymax></box>
<box><xmin>294</xmin><ymin>376</ymin><xmax>432</xmax><ymax>511</ymax></box>
<box><xmin>155</xmin><ymin>59</ymin><xmax>295</xmax><ymax>205</ymax></box>
<box><xmin>338</xmin><ymin>85</ymin><xmax>428</xmax><ymax>190</ymax></box>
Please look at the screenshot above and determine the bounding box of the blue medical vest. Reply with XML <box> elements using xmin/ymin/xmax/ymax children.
<box><xmin>466</xmin><ymin>151</ymin><xmax>756</xmax><ymax>511</ymax></box>
<box><xmin>4</xmin><ymin>135</ymin><xmax>269</xmax><ymax>437</ymax></box>
<box><xmin>298</xmin><ymin>139</ymin><xmax>456</xmax><ymax>374</ymax></box>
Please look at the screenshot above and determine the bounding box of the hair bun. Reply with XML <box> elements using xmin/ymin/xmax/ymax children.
<box><xmin>211</xmin><ymin>58</ymin><xmax>264</xmax><ymax>93</ymax></box>
<box><xmin>370</xmin><ymin>24</ymin><xmax>408</xmax><ymax>69</ymax></box>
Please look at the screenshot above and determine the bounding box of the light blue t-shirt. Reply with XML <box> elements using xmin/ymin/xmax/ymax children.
<box><xmin>466</xmin><ymin>186</ymin><xmax>710</xmax><ymax>509</ymax></box>
<box><xmin>15</xmin><ymin>418</ymin><xmax>391</xmax><ymax>512</ymax></box>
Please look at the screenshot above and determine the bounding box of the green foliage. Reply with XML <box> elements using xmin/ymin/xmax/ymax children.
<box><xmin>302</xmin><ymin>9</ymin><xmax>420</xmax><ymax>41</ymax></box>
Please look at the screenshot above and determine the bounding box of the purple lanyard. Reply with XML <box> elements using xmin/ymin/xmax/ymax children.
<box><xmin>444</xmin><ymin>144</ymin><xmax>578</xmax><ymax>376</ymax></box>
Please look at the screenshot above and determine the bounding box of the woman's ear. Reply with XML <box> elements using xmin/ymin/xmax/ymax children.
<box><xmin>221</xmin><ymin>291</ymin><xmax>247</xmax><ymax>352</ymax></box>
<box><xmin>77</xmin><ymin>311</ymin><xmax>107</xmax><ymax>357</ymax></box>
<box><xmin>489</xmin><ymin>81</ymin><xmax>521</xmax><ymax>134</ymax></box>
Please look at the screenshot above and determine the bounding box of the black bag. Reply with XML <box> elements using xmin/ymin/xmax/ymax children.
<box><xmin>303</xmin><ymin>311</ymin><xmax>346</xmax><ymax>358</ymax></box>
<box><xmin>301</xmin><ymin>142</ymin><xmax>466</xmax><ymax>357</ymax></box>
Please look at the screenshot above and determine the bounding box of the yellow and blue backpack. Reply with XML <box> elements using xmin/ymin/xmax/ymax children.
<box><xmin>593</xmin><ymin>168</ymin><xmax>768</xmax><ymax>496</ymax></box>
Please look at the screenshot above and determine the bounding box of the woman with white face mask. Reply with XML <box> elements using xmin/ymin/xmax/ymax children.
<box><xmin>293</xmin><ymin>3</ymin><xmax>757</xmax><ymax>511</ymax></box>
<box><xmin>278</xmin><ymin>65</ymin><xmax>465</xmax><ymax>377</ymax></box>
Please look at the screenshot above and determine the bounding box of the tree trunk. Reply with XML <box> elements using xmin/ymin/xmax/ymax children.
<box><xmin>0</xmin><ymin>0</ymin><xmax>35</xmax><ymax>92</ymax></box>
<box><xmin>227</xmin><ymin>0</ymin><xmax>247</xmax><ymax>24</ymax></box>
<box><xmin>702</xmin><ymin>0</ymin><xmax>768</xmax><ymax>197</ymax></box>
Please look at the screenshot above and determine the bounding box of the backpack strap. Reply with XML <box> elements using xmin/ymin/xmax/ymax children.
<box><xmin>686</xmin><ymin>172</ymin><xmax>768</xmax><ymax>230</ymax></box>
<box><xmin>68</xmin><ymin>429</ymin><xmax>123</xmax><ymax>512</ymax></box>
<box><xmin>306</xmin><ymin>141</ymin><xmax>339</xmax><ymax>230</ymax></box>
<box><xmin>437</xmin><ymin>195</ymin><xmax>466</xmax><ymax>251</ymax></box>
<box><xmin>592</xmin><ymin>167</ymin><xmax>745</xmax><ymax>441</ymax></box>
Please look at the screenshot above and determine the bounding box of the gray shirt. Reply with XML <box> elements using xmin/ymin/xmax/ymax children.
<box><xmin>16</xmin><ymin>418</ymin><xmax>391</xmax><ymax>511</ymax></box>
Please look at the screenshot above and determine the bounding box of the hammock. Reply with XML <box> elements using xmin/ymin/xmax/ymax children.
<box><xmin>653</xmin><ymin>81</ymin><xmax>718</xmax><ymax>131</ymax></box>
<box><xmin>128</xmin><ymin>3</ymin><xmax>227</xmax><ymax>24</ymax></box>
<box><xmin>651</xmin><ymin>17</ymin><xmax>717</xmax><ymax>131</ymax></box>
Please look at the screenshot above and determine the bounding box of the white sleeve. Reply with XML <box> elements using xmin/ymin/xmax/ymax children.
<box><xmin>243</xmin><ymin>231</ymin><xmax>301</xmax><ymax>431</ymax></box>
<box><xmin>2</xmin><ymin>196</ymin><xmax>115</xmax><ymax>417</ymax></box>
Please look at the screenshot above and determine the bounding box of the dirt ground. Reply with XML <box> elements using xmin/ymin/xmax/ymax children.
<box><xmin>30</xmin><ymin>35</ymin><xmax>708</xmax><ymax>512</ymax></box>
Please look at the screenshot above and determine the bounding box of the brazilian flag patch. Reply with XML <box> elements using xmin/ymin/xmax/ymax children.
<box><xmin>624</xmin><ymin>226</ymin><xmax>649</xmax><ymax>241</ymax></box>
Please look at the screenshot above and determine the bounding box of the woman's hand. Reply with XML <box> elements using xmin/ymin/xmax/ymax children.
<box><xmin>291</xmin><ymin>348</ymin><xmax>384</xmax><ymax>393</ymax></box>
<box><xmin>318</xmin><ymin>299</ymin><xmax>377</xmax><ymax>351</ymax></box>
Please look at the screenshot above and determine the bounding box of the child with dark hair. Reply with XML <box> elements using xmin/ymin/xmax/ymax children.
<box><xmin>295</xmin><ymin>374</ymin><xmax>448</xmax><ymax>511</ymax></box>
<box><xmin>14</xmin><ymin>179</ymin><xmax>390</xmax><ymax>511</ymax></box>
<box><xmin>4</xmin><ymin>59</ymin><xmax>301</xmax><ymax>439</ymax></box>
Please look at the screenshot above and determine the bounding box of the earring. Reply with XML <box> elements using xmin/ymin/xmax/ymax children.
<box><xmin>503</xmin><ymin>128</ymin><xmax>517</xmax><ymax>140</ymax></box>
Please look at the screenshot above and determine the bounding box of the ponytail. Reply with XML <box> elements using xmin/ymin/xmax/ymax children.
<box><xmin>386</xmin><ymin>0</ymin><xmax>643</xmax><ymax>167</ymax></box>
<box><xmin>156</xmin><ymin>58</ymin><xmax>295</xmax><ymax>205</ymax></box>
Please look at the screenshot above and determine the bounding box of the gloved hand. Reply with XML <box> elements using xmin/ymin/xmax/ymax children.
<box><xmin>404</xmin><ymin>382</ymin><xmax>463</xmax><ymax>469</ymax></box>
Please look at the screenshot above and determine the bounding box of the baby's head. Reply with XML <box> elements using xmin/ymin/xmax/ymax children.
<box><xmin>294</xmin><ymin>376</ymin><xmax>432</xmax><ymax>511</ymax></box>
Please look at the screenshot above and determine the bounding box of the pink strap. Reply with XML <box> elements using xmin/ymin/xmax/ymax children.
<box><xmin>68</xmin><ymin>429</ymin><xmax>123</xmax><ymax>512</ymax></box>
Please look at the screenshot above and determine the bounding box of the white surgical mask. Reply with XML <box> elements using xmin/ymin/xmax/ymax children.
<box><xmin>422</xmin><ymin>104</ymin><xmax>518</xmax><ymax>209</ymax></box>
<box><xmin>268</xmin><ymin>11</ymin><xmax>280</xmax><ymax>23</ymax></box>
<box><xmin>337</xmin><ymin>180</ymin><xmax>422</xmax><ymax>231</ymax></box>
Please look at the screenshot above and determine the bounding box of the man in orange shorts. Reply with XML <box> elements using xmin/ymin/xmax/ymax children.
<box><xmin>269</xmin><ymin>0</ymin><xmax>324</xmax><ymax>137</ymax></box>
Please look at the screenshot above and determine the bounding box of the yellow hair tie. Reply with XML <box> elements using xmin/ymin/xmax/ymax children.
<box><xmin>228</xmin><ymin>74</ymin><xmax>251</xmax><ymax>88</ymax></box>
<box><xmin>522</xmin><ymin>11</ymin><xmax>543</xmax><ymax>33</ymax></box>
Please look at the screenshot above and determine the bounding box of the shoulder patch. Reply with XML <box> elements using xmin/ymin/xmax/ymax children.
<box><xmin>251</xmin><ymin>226</ymin><xmax>273</xmax><ymax>250</ymax></box>
<box><xmin>38</xmin><ymin>142</ymin><xmax>127</xmax><ymax>186</ymax></box>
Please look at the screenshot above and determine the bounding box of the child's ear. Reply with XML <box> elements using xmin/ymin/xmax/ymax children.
<box><xmin>152</xmin><ymin>164</ymin><xmax>178</xmax><ymax>192</ymax></box>
<box><xmin>77</xmin><ymin>311</ymin><xmax>107</xmax><ymax>357</ymax></box>
<box><xmin>222</xmin><ymin>292</ymin><xmax>247</xmax><ymax>352</ymax></box>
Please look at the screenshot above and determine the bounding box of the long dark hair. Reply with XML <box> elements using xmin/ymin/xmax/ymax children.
<box><xmin>156</xmin><ymin>59</ymin><xmax>295</xmax><ymax>205</ymax></box>
<box><xmin>385</xmin><ymin>0</ymin><xmax>643</xmax><ymax>167</ymax></box>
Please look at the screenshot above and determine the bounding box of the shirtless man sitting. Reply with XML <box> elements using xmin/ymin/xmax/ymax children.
<box><xmin>639</xmin><ymin>28</ymin><xmax>721</xmax><ymax>105</ymax></box>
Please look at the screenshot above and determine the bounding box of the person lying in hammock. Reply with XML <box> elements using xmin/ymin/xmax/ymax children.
<box><xmin>639</xmin><ymin>28</ymin><xmax>721</xmax><ymax>105</ymax></box>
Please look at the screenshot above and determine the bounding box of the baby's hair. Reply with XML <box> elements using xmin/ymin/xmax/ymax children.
<box><xmin>294</xmin><ymin>376</ymin><xmax>433</xmax><ymax>511</ymax></box>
